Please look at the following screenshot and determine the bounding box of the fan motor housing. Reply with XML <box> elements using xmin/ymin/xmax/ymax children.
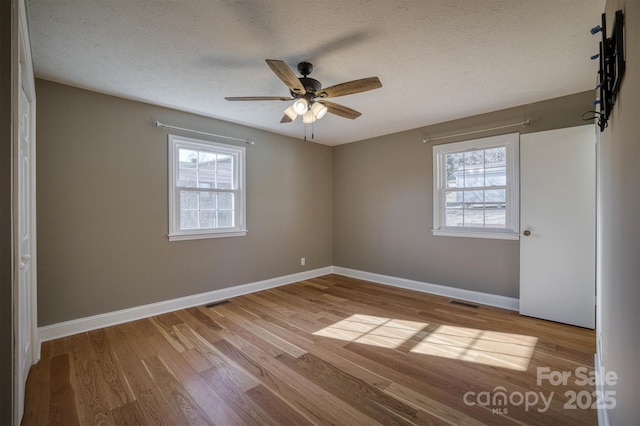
<box><xmin>300</xmin><ymin>77</ymin><xmax>322</xmax><ymax>93</ymax></box>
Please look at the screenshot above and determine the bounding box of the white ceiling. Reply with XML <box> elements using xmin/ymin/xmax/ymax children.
<box><xmin>26</xmin><ymin>0</ymin><xmax>605</xmax><ymax>146</ymax></box>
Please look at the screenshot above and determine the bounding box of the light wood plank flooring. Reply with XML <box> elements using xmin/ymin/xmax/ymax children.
<box><xmin>22</xmin><ymin>274</ymin><xmax>597</xmax><ymax>425</ymax></box>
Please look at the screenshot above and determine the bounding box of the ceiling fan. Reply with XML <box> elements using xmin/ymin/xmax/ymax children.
<box><xmin>225</xmin><ymin>59</ymin><xmax>382</xmax><ymax>124</ymax></box>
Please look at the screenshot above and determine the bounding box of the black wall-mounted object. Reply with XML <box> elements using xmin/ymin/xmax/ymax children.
<box><xmin>593</xmin><ymin>10</ymin><xmax>626</xmax><ymax>131</ymax></box>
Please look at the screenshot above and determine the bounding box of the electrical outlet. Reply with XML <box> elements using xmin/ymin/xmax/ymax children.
<box><xmin>300</xmin><ymin>257</ymin><xmax>306</xmax><ymax>266</ymax></box>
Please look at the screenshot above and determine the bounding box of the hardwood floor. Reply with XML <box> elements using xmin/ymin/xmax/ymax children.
<box><xmin>22</xmin><ymin>274</ymin><xmax>597</xmax><ymax>425</ymax></box>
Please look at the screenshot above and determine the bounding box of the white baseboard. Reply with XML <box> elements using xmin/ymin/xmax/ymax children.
<box><xmin>38</xmin><ymin>266</ymin><xmax>332</xmax><ymax>342</ymax></box>
<box><xmin>38</xmin><ymin>265</ymin><xmax>519</xmax><ymax>343</ymax></box>
<box><xmin>332</xmin><ymin>266</ymin><xmax>520</xmax><ymax>311</ymax></box>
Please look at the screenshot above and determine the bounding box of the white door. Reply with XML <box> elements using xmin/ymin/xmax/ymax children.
<box><xmin>519</xmin><ymin>125</ymin><xmax>596</xmax><ymax>328</ymax></box>
<box><xmin>16</xmin><ymin>65</ymin><xmax>34</xmax><ymax>419</ymax></box>
<box><xmin>14</xmin><ymin>1</ymin><xmax>38</xmax><ymax>422</ymax></box>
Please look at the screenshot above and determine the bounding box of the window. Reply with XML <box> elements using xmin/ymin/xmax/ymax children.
<box><xmin>432</xmin><ymin>133</ymin><xmax>519</xmax><ymax>239</ymax></box>
<box><xmin>168</xmin><ymin>135</ymin><xmax>246</xmax><ymax>241</ymax></box>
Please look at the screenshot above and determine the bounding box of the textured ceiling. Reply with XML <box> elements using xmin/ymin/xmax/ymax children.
<box><xmin>26</xmin><ymin>0</ymin><xmax>605</xmax><ymax>145</ymax></box>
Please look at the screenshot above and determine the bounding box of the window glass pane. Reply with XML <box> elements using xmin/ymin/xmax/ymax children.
<box><xmin>484</xmin><ymin>147</ymin><xmax>506</xmax><ymax>186</ymax></box>
<box><xmin>463</xmin><ymin>150</ymin><xmax>485</xmax><ymax>188</ymax></box>
<box><xmin>178</xmin><ymin>149</ymin><xmax>198</xmax><ymax>168</ymax></box>
<box><xmin>486</xmin><ymin>210</ymin><xmax>506</xmax><ymax>228</ymax></box>
<box><xmin>445</xmin><ymin>209</ymin><xmax>463</xmax><ymax>227</ymax></box>
<box><xmin>463</xmin><ymin>190</ymin><xmax>484</xmax><ymax>207</ymax></box>
<box><xmin>216</xmin><ymin>172</ymin><xmax>233</xmax><ymax>189</ymax></box>
<box><xmin>218</xmin><ymin>193</ymin><xmax>233</xmax><ymax>210</ymax></box>
<box><xmin>485</xmin><ymin>147</ymin><xmax>506</xmax><ymax>166</ymax></box>
<box><xmin>199</xmin><ymin>151</ymin><xmax>216</xmax><ymax>166</ymax></box>
<box><xmin>464</xmin><ymin>150</ymin><xmax>484</xmax><ymax>166</ymax></box>
<box><xmin>200</xmin><ymin>192</ymin><xmax>217</xmax><ymax>210</ymax></box>
<box><xmin>199</xmin><ymin>211</ymin><xmax>216</xmax><ymax>229</ymax></box>
<box><xmin>216</xmin><ymin>155</ymin><xmax>234</xmax><ymax>189</ymax></box>
<box><xmin>485</xmin><ymin>189</ymin><xmax>506</xmax><ymax>228</ymax></box>
<box><xmin>463</xmin><ymin>168</ymin><xmax>484</xmax><ymax>188</ymax></box>
<box><xmin>217</xmin><ymin>210</ymin><xmax>234</xmax><ymax>228</ymax></box>
<box><xmin>178</xmin><ymin>168</ymin><xmax>197</xmax><ymax>187</ymax></box>
<box><xmin>180</xmin><ymin>211</ymin><xmax>198</xmax><ymax>229</ymax></box>
<box><xmin>463</xmin><ymin>209</ymin><xmax>484</xmax><ymax>227</ymax></box>
<box><xmin>198</xmin><ymin>168</ymin><xmax>216</xmax><ymax>188</ymax></box>
<box><xmin>445</xmin><ymin>153</ymin><xmax>463</xmax><ymax>188</ymax></box>
<box><xmin>464</xmin><ymin>150</ymin><xmax>483</xmax><ymax>166</ymax></box>
<box><xmin>178</xmin><ymin>149</ymin><xmax>199</xmax><ymax>187</ymax></box>
<box><xmin>485</xmin><ymin>165</ymin><xmax>506</xmax><ymax>186</ymax></box>
<box><xmin>180</xmin><ymin>191</ymin><xmax>198</xmax><ymax>210</ymax></box>
<box><xmin>485</xmin><ymin>189</ymin><xmax>506</xmax><ymax>205</ymax></box>
<box><xmin>445</xmin><ymin>190</ymin><xmax>462</xmax><ymax>209</ymax></box>
<box><xmin>217</xmin><ymin>154</ymin><xmax>232</xmax><ymax>165</ymax></box>
<box><xmin>198</xmin><ymin>152</ymin><xmax>216</xmax><ymax>188</ymax></box>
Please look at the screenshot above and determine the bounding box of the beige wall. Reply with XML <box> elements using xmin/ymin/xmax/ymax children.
<box><xmin>599</xmin><ymin>1</ymin><xmax>639</xmax><ymax>423</ymax></box>
<box><xmin>333</xmin><ymin>91</ymin><xmax>594</xmax><ymax>298</ymax></box>
<box><xmin>36</xmin><ymin>79</ymin><xmax>333</xmax><ymax>325</ymax></box>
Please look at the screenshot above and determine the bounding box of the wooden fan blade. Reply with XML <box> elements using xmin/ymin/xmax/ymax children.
<box><xmin>317</xmin><ymin>77</ymin><xmax>382</xmax><ymax>98</ymax></box>
<box><xmin>265</xmin><ymin>60</ymin><xmax>306</xmax><ymax>95</ymax></box>
<box><xmin>280</xmin><ymin>113</ymin><xmax>294</xmax><ymax>123</ymax></box>
<box><xmin>320</xmin><ymin>101</ymin><xmax>362</xmax><ymax>119</ymax></box>
<box><xmin>225</xmin><ymin>96</ymin><xmax>293</xmax><ymax>101</ymax></box>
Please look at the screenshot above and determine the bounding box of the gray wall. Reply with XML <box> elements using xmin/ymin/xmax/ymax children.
<box><xmin>333</xmin><ymin>91</ymin><xmax>594</xmax><ymax>298</ymax></box>
<box><xmin>599</xmin><ymin>1</ymin><xmax>639</xmax><ymax>423</ymax></box>
<box><xmin>36</xmin><ymin>79</ymin><xmax>333</xmax><ymax>326</ymax></box>
<box><xmin>1</xmin><ymin>1</ymin><xmax>14</xmax><ymax>423</ymax></box>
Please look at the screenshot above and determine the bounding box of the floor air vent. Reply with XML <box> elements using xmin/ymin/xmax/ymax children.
<box><xmin>205</xmin><ymin>300</ymin><xmax>230</xmax><ymax>308</ymax></box>
<box><xmin>450</xmin><ymin>300</ymin><xmax>479</xmax><ymax>309</ymax></box>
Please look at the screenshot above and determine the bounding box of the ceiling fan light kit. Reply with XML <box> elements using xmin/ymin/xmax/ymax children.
<box><xmin>225</xmin><ymin>59</ymin><xmax>382</xmax><ymax>135</ymax></box>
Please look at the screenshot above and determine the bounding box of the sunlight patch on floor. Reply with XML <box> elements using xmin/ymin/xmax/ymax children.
<box><xmin>409</xmin><ymin>325</ymin><xmax>538</xmax><ymax>371</ymax></box>
<box><xmin>312</xmin><ymin>314</ymin><xmax>426</xmax><ymax>349</ymax></box>
<box><xmin>313</xmin><ymin>315</ymin><xmax>537</xmax><ymax>371</ymax></box>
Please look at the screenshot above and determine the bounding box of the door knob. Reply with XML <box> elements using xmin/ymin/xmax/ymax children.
<box><xmin>523</xmin><ymin>230</ymin><xmax>531</xmax><ymax>237</ymax></box>
<box><xmin>21</xmin><ymin>254</ymin><xmax>31</xmax><ymax>261</ymax></box>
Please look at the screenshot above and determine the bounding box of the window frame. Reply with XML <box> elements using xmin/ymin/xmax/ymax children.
<box><xmin>432</xmin><ymin>132</ymin><xmax>520</xmax><ymax>240</ymax></box>
<box><xmin>168</xmin><ymin>134</ymin><xmax>246</xmax><ymax>241</ymax></box>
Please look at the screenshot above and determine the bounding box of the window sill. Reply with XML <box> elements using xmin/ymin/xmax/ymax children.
<box><xmin>168</xmin><ymin>230</ymin><xmax>247</xmax><ymax>241</ymax></box>
<box><xmin>432</xmin><ymin>229</ymin><xmax>520</xmax><ymax>240</ymax></box>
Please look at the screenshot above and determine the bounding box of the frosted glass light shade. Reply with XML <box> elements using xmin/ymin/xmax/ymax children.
<box><xmin>302</xmin><ymin>110</ymin><xmax>317</xmax><ymax>124</ymax></box>
<box><xmin>310</xmin><ymin>102</ymin><xmax>328</xmax><ymax>120</ymax></box>
<box><xmin>292</xmin><ymin>98</ymin><xmax>308</xmax><ymax>115</ymax></box>
<box><xmin>283</xmin><ymin>105</ymin><xmax>297</xmax><ymax>121</ymax></box>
